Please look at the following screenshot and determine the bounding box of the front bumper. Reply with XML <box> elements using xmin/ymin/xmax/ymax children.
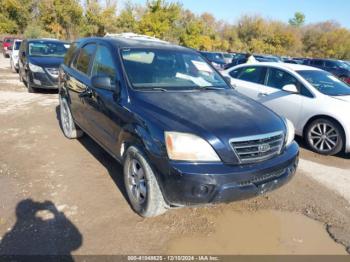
<box><xmin>28</xmin><ymin>71</ymin><xmax>58</xmax><ymax>89</ymax></box>
<box><xmin>159</xmin><ymin>142</ymin><xmax>299</xmax><ymax>206</ymax></box>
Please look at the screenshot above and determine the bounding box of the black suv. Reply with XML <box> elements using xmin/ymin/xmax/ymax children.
<box><xmin>305</xmin><ymin>59</ymin><xmax>350</xmax><ymax>84</ymax></box>
<box><xmin>59</xmin><ymin>36</ymin><xmax>299</xmax><ymax>217</ymax></box>
<box><xmin>18</xmin><ymin>39</ymin><xmax>70</xmax><ymax>92</ymax></box>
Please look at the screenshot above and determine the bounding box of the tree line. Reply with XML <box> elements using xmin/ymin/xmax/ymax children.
<box><xmin>1</xmin><ymin>0</ymin><xmax>350</xmax><ymax>59</ymax></box>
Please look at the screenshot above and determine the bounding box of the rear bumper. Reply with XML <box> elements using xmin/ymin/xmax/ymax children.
<box><xmin>159</xmin><ymin>142</ymin><xmax>299</xmax><ymax>206</ymax></box>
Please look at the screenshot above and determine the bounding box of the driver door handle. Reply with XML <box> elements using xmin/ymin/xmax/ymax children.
<box><xmin>258</xmin><ymin>92</ymin><xmax>269</xmax><ymax>97</ymax></box>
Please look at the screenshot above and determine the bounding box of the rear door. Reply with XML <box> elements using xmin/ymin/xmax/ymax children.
<box><xmin>67</xmin><ymin>43</ymin><xmax>97</xmax><ymax>129</ymax></box>
<box><xmin>229</xmin><ymin>66</ymin><xmax>267</xmax><ymax>99</ymax></box>
<box><xmin>255</xmin><ymin>67</ymin><xmax>303</xmax><ymax>127</ymax></box>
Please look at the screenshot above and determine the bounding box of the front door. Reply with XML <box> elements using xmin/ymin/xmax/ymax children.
<box><xmin>256</xmin><ymin>67</ymin><xmax>302</xmax><ymax>127</ymax></box>
<box><xmin>82</xmin><ymin>44</ymin><xmax>122</xmax><ymax>156</ymax></box>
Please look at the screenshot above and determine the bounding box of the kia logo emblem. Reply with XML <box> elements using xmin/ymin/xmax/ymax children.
<box><xmin>258</xmin><ymin>143</ymin><xmax>270</xmax><ymax>153</ymax></box>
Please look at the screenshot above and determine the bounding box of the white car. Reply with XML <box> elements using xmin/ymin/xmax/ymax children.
<box><xmin>223</xmin><ymin>62</ymin><xmax>350</xmax><ymax>155</ymax></box>
<box><xmin>10</xmin><ymin>39</ymin><xmax>22</xmax><ymax>73</ymax></box>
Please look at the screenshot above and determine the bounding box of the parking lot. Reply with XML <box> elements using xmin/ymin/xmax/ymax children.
<box><xmin>0</xmin><ymin>54</ymin><xmax>350</xmax><ymax>255</ymax></box>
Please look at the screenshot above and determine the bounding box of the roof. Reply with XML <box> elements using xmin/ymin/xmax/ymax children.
<box><xmin>80</xmin><ymin>36</ymin><xmax>191</xmax><ymax>52</ymax></box>
<box><xmin>27</xmin><ymin>38</ymin><xmax>68</xmax><ymax>43</ymax></box>
<box><xmin>232</xmin><ymin>62</ymin><xmax>321</xmax><ymax>72</ymax></box>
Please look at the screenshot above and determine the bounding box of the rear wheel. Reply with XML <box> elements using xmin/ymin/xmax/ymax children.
<box><xmin>59</xmin><ymin>95</ymin><xmax>84</xmax><ymax>139</ymax></box>
<box><xmin>124</xmin><ymin>146</ymin><xmax>167</xmax><ymax>217</ymax></box>
<box><xmin>10</xmin><ymin>59</ymin><xmax>16</xmax><ymax>73</ymax></box>
<box><xmin>305</xmin><ymin>118</ymin><xmax>344</xmax><ymax>155</ymax></box>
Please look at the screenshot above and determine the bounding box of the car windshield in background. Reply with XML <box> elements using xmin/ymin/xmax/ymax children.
<box><xmin>298</xmin><ymin>70</ymin><xmax>350</xmax><ymax>96</ymax></box>
<box><xmin>28</xmin><ymin>41</ymin><xmax>70</xmax><ymax>57</ymax></box>
<box><xmin>121</xmin><ymin>49</ymin><xmax>228</xmax><ymax>90</ymax></box>
<box><xmin>14</xmin><ymin>41</ymin><xmax>21</xmax><ymax>50</ymax></box>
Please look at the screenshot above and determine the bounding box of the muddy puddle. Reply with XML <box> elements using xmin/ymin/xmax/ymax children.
<box><xmin>167</xmin><ymin>210</ymin><xmax>347</xmax><ymax>255</ymax></box>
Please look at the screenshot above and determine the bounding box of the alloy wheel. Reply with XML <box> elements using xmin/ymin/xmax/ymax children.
<box><xmin>308</xmin><ymin>122</ymin><xmax>339</xmax><ymax>152</ymax></box>
<box><xmin>60</xmin><ymin>100</ymin><xmax>72</xmax><ymax>136</ymax></box>
<box><xmin>127</xmin><ymin>159</ymin><xmax>147</xmax><ymax>205</ymax></box>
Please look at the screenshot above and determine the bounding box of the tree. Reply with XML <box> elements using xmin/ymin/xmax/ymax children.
<box><xmin>39</xmin><ymin>0</ymin><xmax>83</xmax><ymax>39</ymax></box>
<box><xmin>289</xmin><ymin>12</ymin><xmax>305</xmax><ymax>27</ymax></box>
<box><xmin>0</xmin><ymin>0</ymin><xmax>33</xmax><ymax>34</ymax></box>
<box><xmin>81</xmin><ymin>0</ymin><xmax>118</xmax><ymax>37</ymax></box>
<box><xmin>115</xmin><ymin>1</ymin><xmax>139</xmax><ymax>33</ymax></box>
<box><xmin>138</xmin><ymin>0</ymin><xmax>181</xmax><ymax>40</ymax></box>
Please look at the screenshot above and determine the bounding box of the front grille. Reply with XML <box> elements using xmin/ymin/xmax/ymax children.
<box><xmin>45</xmin><ymin>68</ymin><xmax>59</xmax><ymax>78</ymax></box>
<box><xmin>230</xmin><ymin>131</ymin><xmax>284</xmax><ymax>164</ymax></box>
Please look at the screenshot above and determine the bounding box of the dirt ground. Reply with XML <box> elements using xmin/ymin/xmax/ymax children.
<box><xmin>0</xmin><ymin>55</ymin><xmax>349</xmax><ymax>256</ymax></box>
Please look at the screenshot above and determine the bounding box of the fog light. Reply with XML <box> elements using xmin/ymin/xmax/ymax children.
<box><xmin>33</xmin><ymin>79</ymin><xmax>41</xmax><ymax>86</ymax></box>
<box><xmin>192</xmin><ymin>185</ymin><xmax>210</xmax><ymax>197</ymax></box>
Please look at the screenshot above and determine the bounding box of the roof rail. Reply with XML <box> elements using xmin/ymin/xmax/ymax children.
<box><xmin>104</xmin><ymin>32</ymin><xmax>169</xmax><ymax>44</ymax></box>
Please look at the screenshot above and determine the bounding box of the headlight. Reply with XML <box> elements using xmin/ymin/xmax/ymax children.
<box><xmin>29</xmin><ymin>63</ymin><xmax>44</xmax><ymax>73</ymax></box>
<box><xmin>284</xmin><ymin>118</ymin><xmax>295</xmax><ymax>147</ymax></box>
<box><xmin>165</xmin><ymin>132</ymin><xmax>220</xmax><ymax>162</ymax></box>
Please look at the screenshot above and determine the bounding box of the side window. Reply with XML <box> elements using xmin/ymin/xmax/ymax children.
<box><xmin>72</xmin><ymin>43</ymin><xmax>96</xmax><ymax>75</ymax></box>
<box><xmin>300</xmin><ymin>85</ymin><xmax>314</xmax><ymax>98</ymax></box>
<box><xmin>267</xmin><ymin>68</ymin><xmax>299</xmax><ymax>90</ymax></box>
<box><xmin>229</xmin><ymin>68</ymin><xmax>242</xmax><ymax>78</ymax></box>
<box><xmin>325</xmin><ymin>61</ymin><xmax>338</xmax><ymax>68</ymax></box>
<box><xmin>238</xmin><ymin>66</ymin><xmax>266</xmax><ymax>84</ymax></box>
<box><xmin>91</xmin><ymin>45</ymin><xmax>117</xmax><ymax>82</ymax></box>
<box><xmin>311</xmin><ymin>60</ymin><xmax>324</xmax><ymax>67</ymax></box>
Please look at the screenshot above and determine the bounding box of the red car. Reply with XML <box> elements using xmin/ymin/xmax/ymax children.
<box><xmin>2</xmin><ymin>37</ymin><xmax>15</xmax><ymax>58</ymax></box>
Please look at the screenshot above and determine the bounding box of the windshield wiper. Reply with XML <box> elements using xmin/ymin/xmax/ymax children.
<box><xmin>198</xmin><ymin>86</ymin><xmax>226</xmax><ymax>90</ymax></box>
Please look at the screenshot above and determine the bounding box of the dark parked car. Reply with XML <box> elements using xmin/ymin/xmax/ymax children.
<box><xmin>18</xmin><ymin>39</ymin><xmax>70</xmax><ymax>92</ymax></box>
<box><xmin>2</xmin><ymin>37</ymin><xmax>15</xmax><ymax>58</ymax></box>
<box><xmin>200</xmin><ymin>51</ymin><xmax>227</xmax><ymax>70</ymax></box>
<box><xmin>305</xmin><ymin>59</ymin><xmax>350</xmax><ymax>84</ymax></box>
<box><xmin>59</xmin><ymin>36</ymin><xmax>299</xmax><ymax>217</ymax></box>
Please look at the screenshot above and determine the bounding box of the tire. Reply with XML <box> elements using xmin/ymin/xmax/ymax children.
<box><xmin>305</xmin><ymin>118</ymin><xmax>344</xmax><ymax>155</ymax></box>
<box><xmin>59</xmin><ymin>95</ymin><xmax>84</xmax><ymax>139</ymax></box>
<box><xmin>124</xmin><ymin>146</ymin><xmax>167</xmax><ymax>217</ymax></box>
<box><xmin>19</xmin><ymin>69</ymin><xmax>23</xmax><ymax>82</ymax></box>
<box><xmin>10</xmin><ymin>59</ymin><xmax>16</xmax><ymax>73</ymax></box>
<box><xmin>26</xmin><ymin>73</ymin><xmax>36</xmax><ymax>93</ymax></box>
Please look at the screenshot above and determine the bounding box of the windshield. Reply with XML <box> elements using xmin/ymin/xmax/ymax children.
<box><xmin>121</xmin><ymin>49</ymin><xmax>228</xmax><ymax>90</ymax></box>
<box><xmin>298</xmin><ymin>70</ymin><xmax>350</xmax><ymax>96</ymax></box>
<box><xmin>339</xmin><ymin>61</ymin><xmax>350</xmax><ymax>70</ymax></box>
<box><xmin>14</xmin><ymin>41</ymin><xmax>21</xmax><ymax>50</ymax></box>
<box><xmin>28</xmin><ymin>41</ymin><xmax>70</xmax><ymax>57</ymax></box>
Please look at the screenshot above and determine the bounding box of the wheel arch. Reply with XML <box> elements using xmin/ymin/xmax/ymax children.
<box><xmin>303</xmin><ymin>114</ymin><xmax>347</xmax><ymax>147</ymax></box>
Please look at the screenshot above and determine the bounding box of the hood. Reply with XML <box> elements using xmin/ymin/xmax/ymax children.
<box><xmin>133</xmin><ymin>89</ymin><xmax>285</xmax><ymax>140</ymax></box>
<box><xmin>28</xmin><ymin>56</ymin><xmax>64</xmax><ymax>68</ymax></box>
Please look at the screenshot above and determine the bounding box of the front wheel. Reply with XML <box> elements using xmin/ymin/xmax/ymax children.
<box><xmin>124</xmin><ymin>146</ymin><xmax>167</xmax><ymax>217</ymax></box>
<box><xmin>26</xmin><ymin>74</ymin><xmax>36</xmax><ymax>93</ymax></box>
<box><xmin>59</xmin><ymin>96</ymin><xmax>84</xmax><ymax>139</ymax></box>
<box><xmin>305</xmin><ymin>118</ymin><xmax>344</xmax><ymax>155</ymax></box>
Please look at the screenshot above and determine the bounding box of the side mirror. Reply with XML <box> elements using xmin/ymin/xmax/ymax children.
<box><xmin>282</xmin><ymin>84</ymin><xmax>298</xmax><ymax>94</ymax></box>
<box><xmin>91</xmin><ymin>75</ymin><xmax>120</xmax><ymax>94</ymax></box>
